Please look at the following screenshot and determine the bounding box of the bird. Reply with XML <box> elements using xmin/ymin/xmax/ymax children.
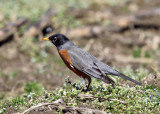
<box><xmin>43</xmin><ymin>34</ymin><xmax>142</xmax><ymax>91</ymax></box>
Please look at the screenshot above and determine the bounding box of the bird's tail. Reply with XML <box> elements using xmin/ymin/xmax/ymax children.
<box><xmin>111</xmin><ymin>70</ymin><xmax>142</xmax><ymax>85</ymax></box>
<box><xmin>119</xmin><ymin>72</ymin><xmax>142</xmax><ymax>85</ymax></box>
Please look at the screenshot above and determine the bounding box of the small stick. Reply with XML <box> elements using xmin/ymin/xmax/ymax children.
<box><xmin>19</xmin><ymin>98</ymin><xmax>63</xmax><ymax>114</ymax></box>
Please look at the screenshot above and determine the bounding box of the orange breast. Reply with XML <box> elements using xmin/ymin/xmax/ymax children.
<box><xmin>58</xmin><ymin>49</ymin><xmax>90</xmax><ymax>79</ymax></box>
<box><xmin>59</xmin><ymin>49</ymin><xmax>72</xmax><ymax>64</ymax></box>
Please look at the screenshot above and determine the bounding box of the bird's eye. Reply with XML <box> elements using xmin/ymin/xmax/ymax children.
<box><xmin>53</xmin><ymin>37</ymin><xmax>57</xmax><ymax>42</ymax></box>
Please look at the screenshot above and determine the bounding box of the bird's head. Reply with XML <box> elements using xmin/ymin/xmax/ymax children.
<box><xmin>43</xmin><ymin>34</ymin><xmax>70</xmax><ymax>48</ymax></box>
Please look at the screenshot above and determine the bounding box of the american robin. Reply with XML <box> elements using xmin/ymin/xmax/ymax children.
<box><xmin>43</xmin><ymin>34</ymin><xmax>142</xmax><ymax>91</ymax></box>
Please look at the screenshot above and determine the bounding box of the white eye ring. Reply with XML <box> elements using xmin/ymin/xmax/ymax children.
<box><xmin>53</xmin><ymin>37</ymin><xmax>57</xmax><ymax>41</ymax></box>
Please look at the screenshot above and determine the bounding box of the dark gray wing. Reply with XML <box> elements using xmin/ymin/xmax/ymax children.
<box><xmin>68</xmin><ymin>46</ymin><xmax>102</xmax><ymax>80</ymax></box>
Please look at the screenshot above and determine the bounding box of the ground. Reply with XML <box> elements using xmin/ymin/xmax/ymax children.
<box><xmin>0</xmin><ymin>0</ymin><xmax>160</xmax><ymax>113</ymax></box>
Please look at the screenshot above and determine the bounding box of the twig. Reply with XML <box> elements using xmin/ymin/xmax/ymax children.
<box><xmin>20</xmin><ymin>98</ymin><xmax>63</xmax><ymax>114</ymax></box>
<box><xmin>0</xmin><ymin>18</ymin><xmax>28</xmax><ymax>46</ymax></box>
<box><xmin>78</xmin><ymin>94</ymin><xmax>126</xmax><ymax>104</ymax></box>
<box><xmin>18</xmin><ymin>97</ymin><xmax>107</xmax><ymax>114</ymax></box>
<box><xmin>62</xmin><ymin>106</ymin><xmax>107</xmax><ymax>114</ymax></box>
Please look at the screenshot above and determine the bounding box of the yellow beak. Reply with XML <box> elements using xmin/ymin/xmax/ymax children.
<box><xmin>43</xmin><ymin>37</ymin><xmax>50</xmax><ymax>41</ymax></box>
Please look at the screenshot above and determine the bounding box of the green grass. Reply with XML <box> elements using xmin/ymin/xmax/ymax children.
<box><xmin>0</xmin><ymin>96</ymin><xmax>25</xmax><ymax>113</ymax></box>
<box><xmin>0</xmin><ymin>0</ymin><xmax>55</xmax><ymax>21</ymax></box>
<box><xmin>24</xmin><ymin>81</ymin><xmax>43</xmax><ymax>94</ymax></box>
<box><xmin>0</xmin><ymin>77</ymin><xmax>160</xmax><ymax>113</ymax></box>
<box><xmin>145</xmin><ymin>50</ymin><xmax>151</xmax><ymax>58</ymax></box>
<box><xmin>133</xmin><ymin>47</ymin><xmax>141</xmax><ymax>58</ymax></box>
<box><xmin>0</xmin><ymin>0</ymin><xmax>132</xmax><ymax>28</ymax></box>
<box><xmin>0</xmin><ymin>0</ymin><xmax>87</xmax><ymax>27</ymax></box>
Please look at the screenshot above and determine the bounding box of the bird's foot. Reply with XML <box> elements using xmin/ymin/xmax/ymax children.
<box><xmin>80</xmin><ymin>86</ymin><xmax>93</xmax><ymax>92</ymax></box>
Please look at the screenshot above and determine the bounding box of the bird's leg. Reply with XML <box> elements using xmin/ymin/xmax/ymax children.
<box><xmin>80</xmin><ymin>78</ymin><xmax>86</xmax><ymax>92</ymax></box>
<box><xmin>86</xmin><ymin>78</ymin><xmax>91</xmax><ymax>92</ymax></box>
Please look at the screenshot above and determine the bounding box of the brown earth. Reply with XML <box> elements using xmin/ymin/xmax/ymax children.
<box><xmin>0</xmin><ymin>0</ymin><xmax>160</xmax><ymax>100</ymax></box>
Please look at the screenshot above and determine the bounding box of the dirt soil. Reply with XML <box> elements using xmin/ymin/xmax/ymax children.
<box><xmin>0</xmin><ymin>0</ymin><xmax>160</xmax><ymax>100</ymax></box>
